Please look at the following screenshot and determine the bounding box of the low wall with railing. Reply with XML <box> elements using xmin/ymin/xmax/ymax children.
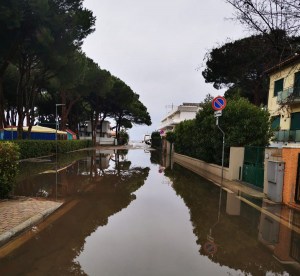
<box><xmin>80</xmin><ymin>137</ymin><xmax>116</xmax><ymax>145</ymax></box>
<box><xmin>173</xmin><ymin>147</ymin><xmax>244</xmax><ymax>181</ymax></box>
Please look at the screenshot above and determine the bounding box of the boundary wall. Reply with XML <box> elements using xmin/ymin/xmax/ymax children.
<box><xmin>173</xmin><ymin>147</ymin><xmax>244</xmax><ymax>181</ymax></box>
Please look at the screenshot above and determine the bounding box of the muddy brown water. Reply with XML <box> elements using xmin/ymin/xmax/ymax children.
<box><xmin>0</xmin><ymin>149</ymin><xmax>300</xmax><ymax>276</ymax></box>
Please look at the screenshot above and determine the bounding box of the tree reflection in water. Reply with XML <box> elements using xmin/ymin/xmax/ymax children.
<box><xmin>0</xmin><ymin>150</ymin><xmax>150</xmax><ymax>276</ymax></box>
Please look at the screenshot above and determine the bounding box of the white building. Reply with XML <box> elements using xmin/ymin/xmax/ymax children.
<box><xmin>158</xmin><ymin>103</ymin><xmax>201</xmax><ymax>132</ymax></box>
<box><xmin>79</xmin><ymin>121</ymin><xmax>116</xmax><ymax>145</ymax></box>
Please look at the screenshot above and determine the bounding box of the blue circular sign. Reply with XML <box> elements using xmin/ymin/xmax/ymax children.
<box><xmin>212</xmin><ymin>96</ymin><xmax>226</xmax><ymax>111</ymax></box>
<box><xmin>203</xmin><ymin>242</ymin><xmax>217</xmax><ymax>255</ymax></box>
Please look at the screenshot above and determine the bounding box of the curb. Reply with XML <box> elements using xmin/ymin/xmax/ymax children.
<box><xmin>0</xmin><ymin>203</ymin><xmax>63</xmax><ymax>248</ymax></box>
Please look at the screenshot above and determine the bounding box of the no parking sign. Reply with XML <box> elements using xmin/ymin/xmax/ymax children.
<box><xmin>212</xmin><ymin>96</ymin><xmax>226</xmax><ymax>111</ymax></box>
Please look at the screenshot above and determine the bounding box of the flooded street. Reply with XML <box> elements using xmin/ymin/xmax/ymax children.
<box><xmin>0</xmin><ymin>146</ymin><xmax>300</xmax><ymax>275</ymax></box>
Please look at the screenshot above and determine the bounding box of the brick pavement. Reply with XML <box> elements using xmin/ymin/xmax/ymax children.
<box><xmin>0</xmin><ymin>198</ymin><xmax>61</xmax><ymax>235</ymax></box>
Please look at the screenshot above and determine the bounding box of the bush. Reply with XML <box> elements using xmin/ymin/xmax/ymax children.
<box><xmin>0</xmin><ymin>139</ymin><xmax>94</xmax><ymax>160</ymax></box>
<box><xmin>151</xmin><ymin>131</ymin><xmax>162</xmax><ymax>148</ymax></box>
<box><xmin>166</xmin><ymin>132</ymin><xmax>176</xmax><ymax>144</ymax></box>
<box><xmin>0</xmin><ymin>142</ymin><xmax>20</xmax><ymax>198</ymax></box>
<box><xmin>119</xmin><ymin>130</ymin><xmax>129</xmax><ymax>145</ymax></box>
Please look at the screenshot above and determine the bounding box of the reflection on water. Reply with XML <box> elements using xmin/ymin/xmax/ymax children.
<box><xmin>164</xmin><ymin>162</ymin><xmax>300</xmax><ymax>276</ymax></box>
<box><xmin>0</xmin><ymin>150</ymin><xmax>300</xmax><ymax>275</ymax></box>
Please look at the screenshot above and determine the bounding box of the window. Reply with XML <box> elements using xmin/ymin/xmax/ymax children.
<box><xmin>290</xmin><ymin>112</ymin><xmax>300</xmax><ymax>131</ymax></box>
<box><xmin>274</xmin><ymin>78</ymin><xmax>284</xmax><ymax>97</ymax></box>
<box><xmin>271</xmin><ymin>116</ymin><xmax>280</xmax><ymax>129</ymax></box>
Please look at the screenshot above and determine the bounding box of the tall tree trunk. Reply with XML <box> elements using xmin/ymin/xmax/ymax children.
<box><xmin>60</xmin><ymin>89</ymin><xmax>79</xmax><ymax>130</ymax></box>
<box><xmin>16</xmin><ymin>56</ymin><xmax>26</xmax><ymax>139</ymax></box>
<box><xmin>61</xmin><ymin>89</ymin><xmax>67</xmax><ymax>130</ymax></box>
<box><xmin>0</xmin><ymin>39</ymin><xmax>21</xmax><ymax>80</ymax></box>
<box><xmin>6</xmin><ymin>109</ymin><xmax>10</xmax><ymax>127</ymax></box>
<box><xmin>75</xmin><ymin>105</ymin><xmax>79</xmax><ymax>138</ymax></box>
<box><xmin>0</xmin><ymin>81</ymin><xmax>4</xmax><ymax>130</ymax></box>
<box><xmin>94</xmin><ymin>109</ymin><xmax>99</xmax><ymax>145</ymax></box>
<box><xmin>26</xmin><ymin>79</ymin><xmax>38</xmax><ymax>139</ymax></box>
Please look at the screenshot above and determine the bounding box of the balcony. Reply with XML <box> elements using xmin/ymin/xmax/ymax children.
<box><xmin>277</xmin><ymin>87</ymin><xmax>300</xmax><ymax>103</ymax></box>
<box><xmin>158</xmin><ymin>118</ymin><xmax>181</xmax><ymax>130</ymax></box>
<box><xmin>273</xmin><ymin>130</ymin><xmax>300</xmax><ymax>142</ymax></box>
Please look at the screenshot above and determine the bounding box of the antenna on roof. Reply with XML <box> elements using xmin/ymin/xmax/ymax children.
<box><xmin>165</xmin><ymin>104</ymin><xmax>174</xmax><ymax>114</ymax></box>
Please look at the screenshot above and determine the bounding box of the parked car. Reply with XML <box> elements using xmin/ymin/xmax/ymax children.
<box><xmin>145</xmin><ymin>139</ymin><xmax>152</xmax><ymax>145</ymax></box>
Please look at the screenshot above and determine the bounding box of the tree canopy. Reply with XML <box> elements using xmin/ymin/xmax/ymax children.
<box><xmin>0</xmin><ymin>1</ymin><xmax>152</xmax><ymax>140</ymax></box>
<box><xmin>202</xmin><ymin>33</ymin><xmax>297</xmax><ymax>106</ymax></box>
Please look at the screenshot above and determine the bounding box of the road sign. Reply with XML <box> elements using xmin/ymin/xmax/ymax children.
<box><xmin>160</xmin><ymin>130</ymin><xmax>165</xmax><ymax>135</ymax></box>
<box><xmin>203</xmin><ymin>242</ymin><xmax>217</xmax><ymax>255</ymax></box>
<box><xmin>214</xmin><ymin>110</ymin><xmax>222</xmax><ymax>117</ymax></box>
<box><xmin>158</xmin><ymin>169</ymin><xmax>163</xmax><ymax>174</ymax></box>
<box><xmin>207</xmin><ymin>234</ymin><xmax>214</xmax><ymax>243</ymax></box>
<box><xmin>212</xmin><ymin>96</ymin><xmax>226</xmax><ymax>111</ymax></box>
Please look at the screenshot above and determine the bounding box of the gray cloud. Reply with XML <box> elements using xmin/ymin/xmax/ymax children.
<box><xmin>82</xmin><ymin>0</ymin><xmax>245</xmax><ymax>140</ymax></box>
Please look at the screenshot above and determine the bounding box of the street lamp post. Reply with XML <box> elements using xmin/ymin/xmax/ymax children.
<box><xmin>55</xmin><ymin>104</ymin><xmax>65</xmax><ymax>201</ymax></box>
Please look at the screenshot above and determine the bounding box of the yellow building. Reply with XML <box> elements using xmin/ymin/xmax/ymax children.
<box><xmin>267</xmin><ymin>55</ymin><xmax>300</xmax><ymax>143</ymax></box>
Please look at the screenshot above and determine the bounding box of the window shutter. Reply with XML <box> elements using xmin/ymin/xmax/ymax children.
<box><xmin>291</xmin><ymin>112</ymin><xmax>300</xmax><ymax>130</ymax></box>
<box><xmin>294</xmin><ymin>71</ymin><xmax>300</xmax><ymax>88</ymax></box>
<box><xmin>271</xmin><ymin>116</ymin><xmax>280</xmax><ymax>129</ymax></box>
<box><xmin>274</xmin><ymin>78</ymin><xmax>284</xmax><ymax>97</ymax></box>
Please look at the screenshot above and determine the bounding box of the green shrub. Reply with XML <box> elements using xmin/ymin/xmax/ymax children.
<box><xmin>0</xmin><ymin>139</ymin><xmax>94</xmax><ymax>160</ymax></box>
<box><xmin>166</xmin><ymin>132</ymin><xmax>176</xmax><ymax>144</ymax></box>
<box><xmin>173</xmin><ymin>95</ymin><xmax>273</xmax><ymax>166</ymax></box>
<box><xmin>151</xmin><ymin>132</ymin><xmax>162</xmax><ymax>148</ymax></box>
<box><xmin>0</xmin><ymin>142</ymin><xmax>20</xmax><ymax>198</ymax></box>
<box><xmin>119</xmin><ymin>130</ymin><xmax>129</xmax><ymax>145</ymax></box>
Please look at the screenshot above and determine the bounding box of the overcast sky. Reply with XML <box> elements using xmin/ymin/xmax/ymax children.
<box><xmin>82</xmin><ymin>0</ymin><xmax>245</xmax><ymax>140</ymax></box>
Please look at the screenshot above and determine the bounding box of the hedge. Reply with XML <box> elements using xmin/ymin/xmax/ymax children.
<box><xmin>151</xmin><ymin>131</ymin><xmax>162</xmax><ymax>148</ymax></box>
<box><xmin>0</xmin><ymin>142</ymin><xmax>20</xmax><ymax>198</ymax></box>
<box><xmin>0</xmin><ymin>140</ymin><xmax>94</xmax><ymax>160</ymax></box>
<box><xmin>173</xmin><ymin>96</ymin><xmax>272</xmax><ymax>166</ymax></box>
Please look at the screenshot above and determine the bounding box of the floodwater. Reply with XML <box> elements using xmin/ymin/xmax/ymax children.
<box><xmin>0</xmin><ymin>146</ymin><xmax>300</xmax><ymax>276</ymax></box>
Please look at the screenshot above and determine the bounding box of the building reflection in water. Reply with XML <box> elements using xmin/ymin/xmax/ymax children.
<box><xmin>163</xmin><ymin>153</ymin><xmax>300</xmax><ymax>276</ymax></box>
<box><xmin>14</xmin><ymin>149</ymin><xmax>131</xmax><ymax>200</ymax></box>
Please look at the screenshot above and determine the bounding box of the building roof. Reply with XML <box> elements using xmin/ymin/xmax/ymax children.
<box><xmin>4</xmin><ymin>125</ymin><xmax>67</xmax><ymax>135</ymax></box>
<box><xmin>265</xmin><ymin>54</ymin><xmax>300</xmax><ymax>74</ymax></box>
<box><xmin>66</xmin><ymin>129</ymin><xmax>76</xmax><ymax>136</ymax></box>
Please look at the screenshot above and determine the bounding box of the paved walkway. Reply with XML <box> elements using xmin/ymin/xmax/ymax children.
<box><xmin>0</xmin><ymin>198</ymin><xmax>61</xmax><ymax>236</ymax></box>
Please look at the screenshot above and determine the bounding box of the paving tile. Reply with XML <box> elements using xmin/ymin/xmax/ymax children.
<box><xmin>0</xmin><ymin>199</ymin><xmax>61</xmax><ymax>236</ymax></box>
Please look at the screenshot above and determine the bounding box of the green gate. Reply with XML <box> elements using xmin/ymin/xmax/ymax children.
<box><xmin>242</xmin><ymin>146</ymin><xmax>265</xmax><ymax>189</ymax></box>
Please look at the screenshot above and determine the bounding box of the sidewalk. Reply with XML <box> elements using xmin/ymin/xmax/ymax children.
<box><xmin>0</xmin><ymin>197</ymin><xmax>62</xmax><ymax>247</ymax></box>
<box><xmin>174</xmin><ymin>156</ymin><xmax>265</xmax><ymax>198</ymax></box>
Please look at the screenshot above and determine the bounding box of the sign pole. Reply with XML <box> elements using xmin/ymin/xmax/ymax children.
<box><xmin>212</xmin><ymin>96</ymin><xmax>226</xmax><ymax>187</ymax></box>
<box><xmin>218</xmin><ymin>124</ymin><xmax>225</xmax><ymax>187</ymax></box>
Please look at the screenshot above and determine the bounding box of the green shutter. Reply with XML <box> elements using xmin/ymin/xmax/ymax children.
<box><xmin>274</xmin><ymin>78</ymin><xmax>284</xmax><ymax>97</ymax></box>
<box><xmin>294</xmin><ymin>71</ymin><xmax>300</xmax><ymax>89</ymax></box>
<box><xmin>291</xmin><ymin>112</ymin><xmax>300</xmax><ymax>130</ymax></box>
<box><xmin>271</xmin><ymin>116</ymin><xmax>280</xmax><ymax>129</ymax></box>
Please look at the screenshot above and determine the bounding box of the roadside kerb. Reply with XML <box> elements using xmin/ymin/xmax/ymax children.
<box><xmin>0</xmin><ymin>203</ymin><xmax>62</xmax><ymax>248</ymax></box>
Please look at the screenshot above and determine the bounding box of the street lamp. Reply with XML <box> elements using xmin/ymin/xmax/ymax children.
<box><xmin>55</xmin><ymin>104</ymin><xmax>65</xmax><ymax>201</ymax></box>
<box><xmin>56</xmin><ymin>104</ymin><xmax>65</xmax><ymax>157</ymax></box>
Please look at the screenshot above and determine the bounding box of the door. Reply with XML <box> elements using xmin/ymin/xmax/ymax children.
<box><xmin>242</xmin><ymin>146</ymin><xmax>265</xmax><ymax>189</ymax></box>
